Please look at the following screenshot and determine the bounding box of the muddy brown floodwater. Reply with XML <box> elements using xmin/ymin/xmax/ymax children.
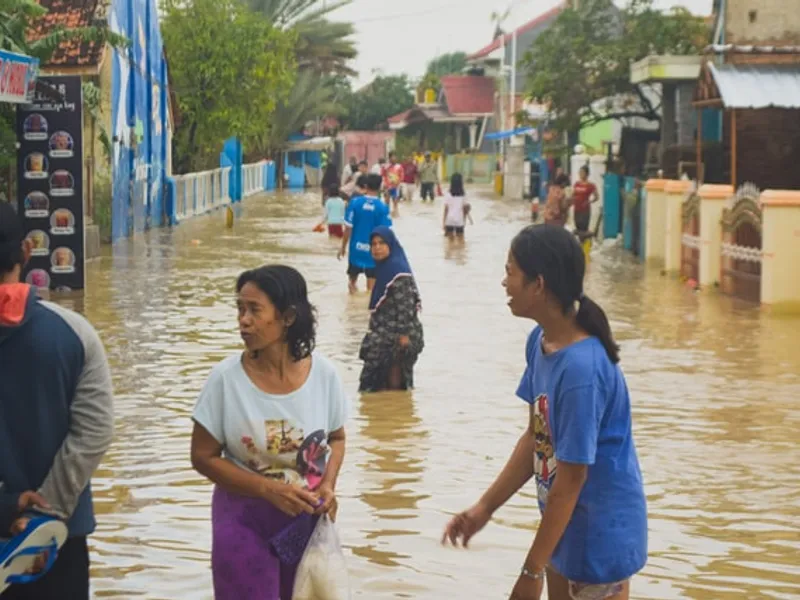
<box><xmin>58</xmin><ymin>189</ymin><xmax>800</xmax><ymax>599</ymax></box>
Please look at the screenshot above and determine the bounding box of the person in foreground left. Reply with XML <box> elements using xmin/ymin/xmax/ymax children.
<box><xmin>191</xmin><ymin>265</ymin><xmax>350</xmax><ymax>600</ymax></box>
<box><xmin>0</xmin><ymin>201</ymin><xmax>115</xmax><ymax>600</ymax></box>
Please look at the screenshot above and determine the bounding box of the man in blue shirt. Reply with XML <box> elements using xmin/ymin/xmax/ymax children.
<box><xmin>337</xmin><ymin>173</ymin><xmax>392</xmax><ymax>293</ymax></box>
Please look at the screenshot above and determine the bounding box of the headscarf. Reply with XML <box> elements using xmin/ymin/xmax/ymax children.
<box><xmin>368</xmin><ymin>226</ymin><xmax>415</xmax><ymax>311</ymax></box>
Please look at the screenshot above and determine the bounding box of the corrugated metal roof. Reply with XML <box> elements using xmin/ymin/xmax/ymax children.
<box><xmin>709</xmin><ymin>63</ymin><xmax>800</xmax><ymax>109</ymax></box>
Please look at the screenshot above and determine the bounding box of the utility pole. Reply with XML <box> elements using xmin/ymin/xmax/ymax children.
<box><xmin>509</xmin><ymin>26</ymin><xmax>517</xmax><ymax>133</ymax></box>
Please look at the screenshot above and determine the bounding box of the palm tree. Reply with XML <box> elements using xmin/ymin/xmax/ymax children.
<box><xmin>246</xmin><ymin>0</ymin><xmax>357</xmax><ymax>154</ymax></box>
<box><xmin>247</xmin><ymin>0</ymin><xmax>356</xmax><ymax>76</ymax></box>
<box><xmin>254</xmin><ymin>70</ymin><xmax>343</xmax><ymax>155</ymax></box>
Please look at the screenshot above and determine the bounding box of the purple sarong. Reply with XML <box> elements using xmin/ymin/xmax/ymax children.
<box><xmin>211</xmin><ymin>486</ymin><xmax>318</xmax><ymax>600</ymax></box>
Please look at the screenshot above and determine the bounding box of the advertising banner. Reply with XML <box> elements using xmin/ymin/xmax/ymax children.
<box><xmin>0</xmin><ymin>49</ymin><xmax>39</xmax><ymax>104</ymax></box>
<box><xmin>16</xmin><ymin>75</ymin><xmax>85</xmax><ymax>292</ymax></box>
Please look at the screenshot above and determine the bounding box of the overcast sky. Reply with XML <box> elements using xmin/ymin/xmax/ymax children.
<box><xmin>329</xmin><ymin>0</ymin><xmax>714</xmax><ymax>87</ymax></box>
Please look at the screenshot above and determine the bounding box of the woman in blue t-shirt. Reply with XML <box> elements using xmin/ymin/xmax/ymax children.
<box><xmin>443</xmin><ymin>224</ymin><xmax>647</xmax><ymax>600</ymax></box>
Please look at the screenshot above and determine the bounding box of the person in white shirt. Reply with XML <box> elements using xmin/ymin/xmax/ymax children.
<box><xmin>442</xmin><ymin>173</ymin><xmax>472</xmax><ymax>238</ymax></box>
<box><xmin>190</xmin><ymin>265</ymin><xmax>351</xmax><ymax>599</ymax></box>
<box><xmin>370</xmin><ymin>157</ymin><xmax>385</xmax><ymax>175</ymax></box>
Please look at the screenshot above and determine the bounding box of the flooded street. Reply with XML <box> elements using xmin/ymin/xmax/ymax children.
<box><xmin>69</xmin><ymin>190</ymin><xmax>800</xmax><ymax>599</ymax></box>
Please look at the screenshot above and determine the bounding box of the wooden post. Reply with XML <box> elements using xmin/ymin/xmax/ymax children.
<box><xmin>696</xmin><ymin>108</ymin><xmax>703</xmax><ymax>183</ymax></box>
<box><xmin>730</xmin><ymin>109</ymin><xmax>737</xmax><ymax>187</ymax></box>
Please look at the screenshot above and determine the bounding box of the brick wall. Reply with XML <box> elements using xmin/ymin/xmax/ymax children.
<box><xmin>733</xmin><ymin>109</ymin><xmax>800</xmax><ymax>190</ymax></box>
<box><xmin>726</xmin><ymin>0</ymin><xmax>800</xmax><ymax>45</ymax></box>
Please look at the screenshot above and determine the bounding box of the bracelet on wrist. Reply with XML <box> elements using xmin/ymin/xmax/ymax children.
<box><xmin>520</xmin><ymin>565</ymin><xmax>546</xmax><ymax>581</ymax></box>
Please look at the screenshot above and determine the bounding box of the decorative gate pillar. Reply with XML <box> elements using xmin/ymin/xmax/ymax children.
<box><xmin>644</xmin><ymin>179</ymin><xmax>669</xmax><ymax>265</ymax></box>
<box><xmin>664</xmin><ymin>179</ymin><xmax>694</xmax><ymax>273</ymax></box>
<box><xmin>760</xmin><ymin>190</ymin><xmax>800</xmax><ymax>308</ymax></box>
<box><xmin>698</xmin><ymin>184</ymin><xmax>733</xmax><ymax>287</ymax></box>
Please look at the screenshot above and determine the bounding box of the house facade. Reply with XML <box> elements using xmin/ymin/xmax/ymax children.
<box><xmin>694</xmin><ymin>0</ymin><xmax>800</xmax><ymax>190</ymax></box>
<box><xmin>388</xmin><ymin>76</ymin><xmax>495</xmax><ymax>154</ymax></box>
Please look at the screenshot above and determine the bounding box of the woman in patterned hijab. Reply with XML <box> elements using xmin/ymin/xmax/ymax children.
<box><xmin>358</xmin><ymin>226</ymin><xmax>424</xmax><ymax>392</ymax></box>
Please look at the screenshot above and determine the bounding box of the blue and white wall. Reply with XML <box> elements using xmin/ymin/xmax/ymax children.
<box><xmin>109</xmin><ymin>0</ymin><xmax>171</xmax><ymax>241</ymax></box>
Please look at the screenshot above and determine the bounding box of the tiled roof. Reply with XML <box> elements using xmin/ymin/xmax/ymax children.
<box><xmin>28</xmin><ymin>0</ymin><xmax>106</xmax><ymax>68</ymax></box>
<box><xmin>387</xmin><ymin>109</ymin><xmax>412</xmax><ymax>124</ymax></box>
<box><xmin>440</xmin><ymin>75</ymin><xmax>495</xmax><ymax>115</ymax></box>
<box><xmin>468</xmin><ymin>3</ymin><xmax>565</xmax><ymax>60</ymax></box>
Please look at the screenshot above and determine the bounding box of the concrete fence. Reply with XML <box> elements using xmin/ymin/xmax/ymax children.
<box><xmin>166</xmin><ymin>159</ymin><xmax>278</xmax><ymax>225</ymax></box>
<box><xmin>172</xmin><ymin>167</ymin><xmax>232</xmax><ymax>222</ymax></box>
<box><xmin>633</xmin><ymin>178</ymin><xmax>800</xmax><ymax>309</ymax></box>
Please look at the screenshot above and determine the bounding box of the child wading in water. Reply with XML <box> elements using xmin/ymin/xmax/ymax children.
<box><xmin>442</xmin><ymin>173</ymin><xmax>473</xmax><ymax>239</ymax></box>
<box><xmin>444</xmin><ymin>224</ymin><xmax>647</xmax><ymax>600</ymax></box>
<box><xmin>317</xmin><ymin>183</ymin><xmax>347</xmax><ymax>239</ymax></box>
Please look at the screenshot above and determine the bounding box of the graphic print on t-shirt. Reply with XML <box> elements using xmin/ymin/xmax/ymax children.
<box><xmin>533</xmin><ymin>394</ymin><xmax>557</xmax><ymax>507</ymax></box>
<box><xmin>241</xmin><ymin>420</ymin><xmax>327</xmax><ymax>489</ymax></box>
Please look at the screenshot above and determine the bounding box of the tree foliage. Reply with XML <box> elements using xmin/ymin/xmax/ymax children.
<box><xmin>426</xmin><ymin>52</ymin><xmax>467</xmax><ymax>77</ymax></box>
<box><xmin>245</xmin><ymin>0</ymin><xmax>357</xmax><ymax>154</ymax></box>
<box><xmin>247</xmin><ymin>0</ymin><xmax>357</xmax><ymax>76</ymax></box>
<box><xmin>162</xmin><ymin>0</ymin><xmax>296</xmax><ymax>171</ymax></box>
<box><xmin>523</xmin><ymin>0</ymin><xmax>708</xmax><ymax>132</ymax></box>
<box><xmin>341</xmin><ymin>75</ymin><xmax>415</xmax><ymax>131</ymax></box>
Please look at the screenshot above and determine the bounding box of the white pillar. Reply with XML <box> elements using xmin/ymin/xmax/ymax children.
<box><xmin>469</xmin><ymin>123</ymin><xmax>478</xmax><ymax>150</ymax></box>
<box><xmin>698</xmin><ymin>184</ymin><xmax>733</xmax><ymax>287</ymax></box>
<box><xmin>664</xmin><ymin>180</ymin><xmax>693</xmax><ymax>273</ymax></box>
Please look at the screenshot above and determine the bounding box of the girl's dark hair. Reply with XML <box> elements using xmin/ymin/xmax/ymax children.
<box><xmin>0</xmin><ymin>202</ymin><xmax>24</xmax><ymax>274</ymax></box>
<box><xmin>327</xmin><ymin>183</ymin><xmax>340</xmax><ymax>198</ymax></box>
<box><xmin>450</xmin><ymin>173</ymin><xmax>465</xmax><ymax>196</ymax></box>
<box><xmin>510</xmin><ymin>224</ymin><xmax>620</xmax><ymax>363</ymax></box>
<box><xmin>236</xmin><ymin>265</ymin><xmax>316</xmax><ymax>361</ymax></box>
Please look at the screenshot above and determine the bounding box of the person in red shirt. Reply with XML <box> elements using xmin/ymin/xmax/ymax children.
<box><xmin>401</xmin><ymin>156</ymin><xmax>418</xmax><ymax>202</ymax></box>
<box><xmin>571</xmin><ymin>166</ymin><xmax>598</xmax><ymax>234</ymax></box>
<box><xmin>383</xmin><ymin>152</ymin><xmax>404</xmax><ymax>213</ymax></box>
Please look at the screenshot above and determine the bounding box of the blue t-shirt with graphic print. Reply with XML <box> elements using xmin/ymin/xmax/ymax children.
<box><xmin>516</xmin><ymin>326</ymin><xmax>647</xmax><ymax>584</ymax></box>
<box><xmin>344</xmin><ymin>195</ymin><xmax>392</xmax><ymax>269</ymax></box>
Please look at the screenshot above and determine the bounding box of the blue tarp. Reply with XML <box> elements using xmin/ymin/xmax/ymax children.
<box><xmin>484</xmin><ymin>127</ymin><xmax>536</xmax><ymax>141</ymax></box>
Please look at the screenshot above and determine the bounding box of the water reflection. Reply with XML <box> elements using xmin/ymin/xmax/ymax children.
<box><xmin>59</xmin><ymin>189</ymin><xmax>800</xmax><ymax>599</ymax></box>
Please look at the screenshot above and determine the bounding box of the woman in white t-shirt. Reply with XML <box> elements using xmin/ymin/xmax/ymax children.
<box><xmin>442</xmin><ymin>173</ymin><xmax>472</xmax><ymax>238</ymax></box>
<box><xmin>191</xmin><ymin>265</ymin><xmax>351</xmax><ymax>600</ymax></box>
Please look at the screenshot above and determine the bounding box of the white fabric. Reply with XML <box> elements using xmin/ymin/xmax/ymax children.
<box><xmin>443</xmin><ymin>194</ymin><xmax>467</xmax><ymax>227</ymax></box>
<box><xmin>370</xmin><ymin>163</ymin><xmax>382</xmax><ymax>175</ymax></box>
<box><xmin>193</xmin><ymin>353</ymin><xmax>350</xmax><ymax>487</ymax></box>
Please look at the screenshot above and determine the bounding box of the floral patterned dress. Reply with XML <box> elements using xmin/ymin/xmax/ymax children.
<box><xmin>359</xmin><ymin>276</ymin><xmax>424</xmax><ymax>392</ymax></box>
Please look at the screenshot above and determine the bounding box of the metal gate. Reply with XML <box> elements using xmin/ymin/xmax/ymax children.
<box><xmin>720</xmin><ymin>184</ymin><xmax>762</xmax><ymax>303</ymax></box>
<box><xmin>681</xmin><ymin>193</ymin><xmax>700</xmax><ymax>281</ymax></box>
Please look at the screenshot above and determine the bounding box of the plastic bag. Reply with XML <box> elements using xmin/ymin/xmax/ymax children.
<box><xmin>292</xmin><ymin>516</ymin><xmax>351</xmax><ymax>600</ymax></box>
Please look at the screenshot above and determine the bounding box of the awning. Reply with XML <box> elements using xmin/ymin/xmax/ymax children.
<box><xmin>696</xmin><ymin>62</ymin><xmax>800</xmax><ymax>109</ymax></box>
<box><xmin>285</xmin><ymin>136</ymin><xmax>334</xmax><ymax>152</ymax></box>
<box><xmin>0</xmin><ymin>49</ymin><xmax>39</xmax><ymax>104</ymax></box>
<box><xmin>484</xmin><ymin>127</ymin><xmax>536</xmax><ymax>141</ymax></box>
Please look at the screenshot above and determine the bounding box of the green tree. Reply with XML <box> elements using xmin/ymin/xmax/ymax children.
<box><xmin>254</xmin><ymin>71</ymin><xmax>346</xmax><ymax>156</ymax></box>
<box><xmin>162</xmin><ymin>0</ymin><xmax>296</xmax><ymax>171</ymax></box>
<box><xmin>523</xmin><ymin>0</ymin><xmax>708</xmax><ymax>132</ymax></box>
<box><xmin>343</xmin><ymin>75</ymin><xmax>415</xmax><ymax>131</ymax></box>
<box><xmin>426</xmin><ymin>51</ymin><xmax>467</xmax><ymax>77</ymax></box>
<box><xmin>247</xmin><ymin>0</ymin><xmax>357</xmax><ymax>76</ymax></box>
<box><xmin>245</xmin><ymin>1</ymin><xmax>357</xmax><ymax>154</ymax></box>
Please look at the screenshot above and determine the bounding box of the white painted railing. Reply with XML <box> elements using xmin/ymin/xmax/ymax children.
<box><xmin>243</xmin><ymin>160</ymin><xmax>267</xmax><ymax>197</ymax></box>
<box><xmin>173</xmin><ymin>167</ymin><xmax>232</xmax><ymax>222</ymax></box>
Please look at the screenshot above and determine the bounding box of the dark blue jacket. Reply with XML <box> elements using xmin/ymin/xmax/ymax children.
<box><xmin>0</xmin><ymin>284</ymin><xmax>113</xmax><ymax>537</ymax></box>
